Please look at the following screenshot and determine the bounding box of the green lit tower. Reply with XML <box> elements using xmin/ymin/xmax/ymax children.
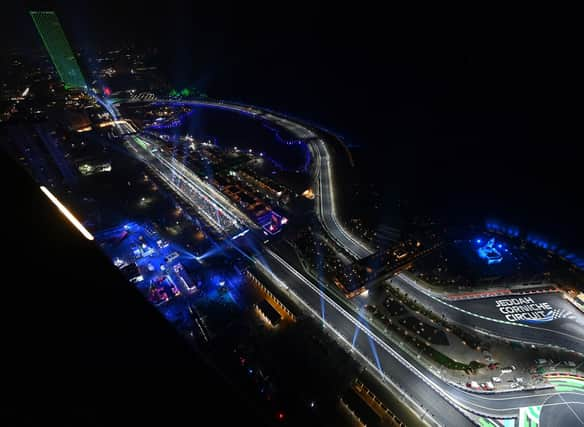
<box><xmin>30</xmin><ymin>11</ymin><xmax>86</xmax><ymax>90</ymax></box>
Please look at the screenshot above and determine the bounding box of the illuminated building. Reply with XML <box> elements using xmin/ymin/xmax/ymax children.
<box><xmin>393</xmin><ymin>248</ymin><xmax>409</xmax><ymax>260</ymax></box>
<box><xmin>256</xmin><ymin>299</ymin><xmax>281</xmax><ymax>326</ymax></box>
<box><xmin>77</xmin><ymin>161</ymin><xmax>112</xmax><ymax>176</ymax></box>
<box><xmin>29</xmin><ymin>11</ymin><xmax>86</xmax><ymax>89</ymax></box>
<box><xmin>259</xmin><ymin>211</ymin><xmax>287</xmax><ymax>236</ymax></box>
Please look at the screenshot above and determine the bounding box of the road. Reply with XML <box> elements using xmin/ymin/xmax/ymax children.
<box><xmin>257</xmin><ymin>248</ymin><xmax>472</xmax><ymax>427</ymax></box>
<box><xmin>393</xmin><ymin>273</ymin><xmax>584</xmax><ymax>355</ymax></box>
<box><xmin>120</xmin><ymin>97</ymin><xmax>375</xmax><ymax>259</ymax></box>
<box><xmin>125</xmin><ymin>133</ymin><xmax>255</xmax><ymax>234</ymax></box>
<box><xmin>310</xmin><ymin>138</ymin><xmax>374</xmax><ymax>260</ymax></box>
<box><xmin>114</xmin><ymin>96</ymin><xmax>584</xmax><ymax>425</ymax></box>
<box><xmin>258</xmin><ymin>247</ymin><xmax>584</xmax><ymax>423</ymax></box>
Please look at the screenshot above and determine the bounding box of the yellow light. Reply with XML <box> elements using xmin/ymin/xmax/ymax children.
<box><xmin>40</xmin><ymin>186</ymin><xmax>94</xmax><ymax>241</ymax></box>
<box><xmin>302</xmin><ymin>188</ymin><xmax>315</xmax><ymax>200</ymax></box>
<box><xmin>98</xmin><ymin>120</ymin><xmax>127</xmax><ymax>128</ymax></box>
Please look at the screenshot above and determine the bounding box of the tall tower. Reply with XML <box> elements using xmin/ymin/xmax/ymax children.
<box><xmin>29</xmin><ymin>11</ymin><xmax>86</xmax><ymax>90</ymax></box>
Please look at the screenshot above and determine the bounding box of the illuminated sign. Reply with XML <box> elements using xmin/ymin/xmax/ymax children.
<box><xmin>494</xmin><ymin>297</ymin><xmax>563</xmax><ymax>323</ymax></box>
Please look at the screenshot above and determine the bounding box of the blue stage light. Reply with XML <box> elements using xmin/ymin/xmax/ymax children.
<box><xmin>477</xmin><ymin>238</ymin><xmax>503</xmax><ymax>264</ymax></box>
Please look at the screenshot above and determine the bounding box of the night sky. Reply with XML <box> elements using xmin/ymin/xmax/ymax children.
<box><xmin>4</xmin><ymin>2</ymin><xmax>581</xmax><ymax>250</ymax></box>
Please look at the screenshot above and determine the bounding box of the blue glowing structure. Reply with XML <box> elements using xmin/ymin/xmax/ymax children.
<box><xmin>146</xmin><ymin>109</ymin><xmax>195</xmax><ymax>130</ymax></box>
<box><xmin>258</xmin><ymin>210</ymin><xmax>288</xmax><ymax>236</ymax></box>
<box><xmin>477</xmin><ymin>238</ymin><xmax>503</xmax><ymax>265</ymax></box>
<box><xmin>486</xmin><ymin>220</ymin><xmax>584</xmax><ymax>270</ymax></box>
<box><xmin>486</xmin><ymin>220</ymin><xmax>521</xmax><ymax>238</ymax></box>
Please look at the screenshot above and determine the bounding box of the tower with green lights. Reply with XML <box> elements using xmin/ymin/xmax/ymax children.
<box><xmin>30</xmin><ymin>11</ymin><xmax>86</xmax><ymax>90</ymax></box>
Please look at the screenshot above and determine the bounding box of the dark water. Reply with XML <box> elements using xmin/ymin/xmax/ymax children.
<box><xmin>159</xmin><ymin>66</ymin><xmax>581</xmax><ymax>256</ymax></box>
<box><xmin>63</xmin><ymin>2</ymin><xmax>579</xmax><ymax>255</ymax></box>
<box><xmin>162</xmin><ymin>94</ymin><xmax>582</xmax><ymax>264</ymax></box>
<box><xmin>160</xmin><ymin>107</ymin><xmax>309</xmax><ymax>172</ymax></box>
<box><xmin>26</xmin><ymin>1</ymin><xmax>578</xmax><ymax>254</ymax></box>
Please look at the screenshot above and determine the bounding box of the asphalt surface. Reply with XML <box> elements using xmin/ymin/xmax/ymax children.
<box><xmin>122</xmin><ymin>97</ymin><xmax>375</xmax><ymax>259</ymax></box>
<box><xmin>258</xmin><ymin>248</ymin><xmax>584</xmax><ymax>422</ymax></box>
<box><xmin>117</xmin><ymin>97</ymin><xmax>584</xmax><ymax>425</ymax></box>
<box><xmin>259</xmin><ymin>248</ymin><xmax>473</xmax><ymax>427</ymax></box>
<box><xmin>125</xmin><ymin>134</ymin><xmax>255</xmax><ymax>234</ymax></box>
<box><xmin>539</xmin><ymin>392</ymin><xmax>584</xmax><ymax>426</ymax></box>
<box><xmin>310</xmin><ymin>138</ymin><xmax>374</xmax><ymax>260</ymax></box>
<box><xmin>394</xmin><ymin>274</ymin><xmax>584</xmax><ymax>355</ymax></box>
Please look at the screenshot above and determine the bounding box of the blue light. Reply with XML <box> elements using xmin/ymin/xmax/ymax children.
<box><xmin>477</xmin><ymin>238</ymin><xmax>503</xmax><ymax>264</ymax></box>
<box><xmin>476</xmin><ymin>239</ymin><xmax>482</xmax><ymax>244</ymax></box>
<box><xmin>368</xmin><ymin>335</ymin><xmax>382</xmax><ymax>371</ymax></box>
<box><xmin>352</xmin><ymin>323</ymin><xmax>360</xmax><ymax>347</ymax></box>
<box><xmin>498</xmin><ymin>244</ymin><xmax>503</xmax><ymax>249</ymax></box>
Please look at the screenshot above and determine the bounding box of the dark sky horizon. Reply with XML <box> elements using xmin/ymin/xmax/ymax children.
<box><xmin>4</xmin><ymin>2</ymin><xmax>582</xmax><ymax>252</ymax></box>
